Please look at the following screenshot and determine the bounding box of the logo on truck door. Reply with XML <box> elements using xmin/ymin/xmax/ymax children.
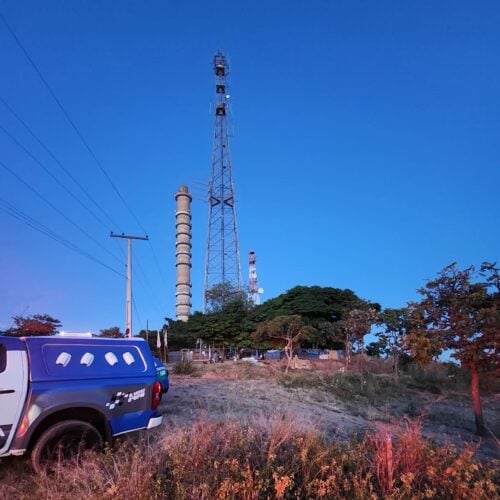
<box><xmin>105</xmin><ymin>388</ymin><xmax>146</xmax><ymax>410</ymax></box>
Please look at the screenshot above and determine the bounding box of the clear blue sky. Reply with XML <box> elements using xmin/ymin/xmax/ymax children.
<box><xmin>0</xmin><ymin>1</ymin><xmax>498</xmax><ymax>334</ymax></box>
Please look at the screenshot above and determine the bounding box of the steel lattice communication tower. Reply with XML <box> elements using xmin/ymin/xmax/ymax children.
<box><xmin>204</xmin><ymin>52</ymin><xmax>242</xmax><ymax>311</ymax></box>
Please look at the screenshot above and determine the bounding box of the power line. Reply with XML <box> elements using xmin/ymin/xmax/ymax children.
<box><xmin>1</xmin><ymin>11</ymin><xmax>168</xmax><ymax>314</ymax></box>
<box><xmin>0</xmin><ymin>104</ymin><xmax>168</xmax><ymax>315</ymax></box>
<box><xmin>0</xmin><ymin>12</ymin><xmax>147</xmax><ymax>235</ymax></box>
<box><xmin>0</xmin><ymin>196</ymin><xmax>124</xmax><ymax>277</ymax></box>
<box><xmin>0</xmin><ymin>158</ymin><xmax>122</xmax><ymax>265</ymax></box>
<box><xmin>0</xmin><ymin>95</ymin><xmax>122</xmax><ymax>231</ymax></box>
<box><xmin>0</xmin><ymin>122</ymin><xmax>118</xmax><ymax>237</ymax></box>
<box><xmin>0</xmin><ymin>99</ymin><xmax>172</xmax><ymax>307</ymax></box>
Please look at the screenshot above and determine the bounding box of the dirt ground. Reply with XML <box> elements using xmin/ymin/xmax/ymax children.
<box><xmin>160</xmin><ymin>359</ymin><xmax>499</xmax><ymax>461</ymax></box>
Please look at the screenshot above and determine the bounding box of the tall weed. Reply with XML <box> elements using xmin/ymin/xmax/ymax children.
<box><xmin>1</xmin><ymin>416</ymin><xmax>498</xmax><ymax>499</ymax></box>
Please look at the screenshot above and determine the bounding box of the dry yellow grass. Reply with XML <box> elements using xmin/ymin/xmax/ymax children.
<box><xmin>0</xmin><ymin>414</ymin><xmax>498</xmax><ymax>499</ymax></box>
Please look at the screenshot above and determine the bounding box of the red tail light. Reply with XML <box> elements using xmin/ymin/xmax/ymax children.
<box><xmin>18</xmin><ymin>415</ymin><xmax>29</xmax><ymax>437</ymax></box>
<box><xmin>151</xmin><ymin>381</ymin><xmax>162</xmax><ymax>410</ymax></box>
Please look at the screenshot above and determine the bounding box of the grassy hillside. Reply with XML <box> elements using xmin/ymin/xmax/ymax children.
<box><xmin>1</xmin><ymin>359</ymin><xmax>498</xmax><ymax>499</ymax></box>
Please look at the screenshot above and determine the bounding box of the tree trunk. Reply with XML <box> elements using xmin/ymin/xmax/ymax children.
<box><xmin>470</xmin><ymin>368</ymin><xmax>486</xmax><ymax>436</ymax></box>
<box><xmin>393</xmin><ymin>350</ymin><xmax>399</xmax><ymax>381</ymax></box>
<box><xmin>360</xmin><ymin>340</ymin><xmax>365</xmax><ymax>391</ymax></box>
<box><xmin>284</xmin><ymin>341</ymin><xmax>292</xmax><ymax>374</ymax></box>
<box><xmin>344</xmin><ymin>334</ymin><xmax>350</xmax><ymax>369</ymax></box>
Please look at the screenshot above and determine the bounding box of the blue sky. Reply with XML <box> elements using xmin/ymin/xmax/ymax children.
<box><xmin>0</xmin><ymin>1</ymin><xmax>498</xmax><ymax>334</ymax></box>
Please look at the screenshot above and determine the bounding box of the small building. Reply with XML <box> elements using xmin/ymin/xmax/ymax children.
<box><xmin>265</xmin><ymin>349</ymin><xmax>283</xmax><ymax>360</ymax></box>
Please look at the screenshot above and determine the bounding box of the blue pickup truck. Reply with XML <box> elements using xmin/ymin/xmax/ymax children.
<box><xmin>0</xmin><ymin>334</ymin><xmax>166</xmax><ymax>472</ymax></box>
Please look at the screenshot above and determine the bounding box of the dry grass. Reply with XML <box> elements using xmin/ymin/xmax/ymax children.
<box><xmin>199</xmin><ymin>360</ymin><xmax>277</xmax><ymax>380</ymax></box>
<box><xmin>1</xmin><ymin>415</ymin><xmax>498</xmax><ymax>499</ymax></box>
<box><xmin>172</xmin><ymin>360</ymin><xmax>198</xmax><ymax>375</ymax></box>
<box><xmin>2</xmin><ymin>361</ymin><xmax>497</xmax><ymax>498</ymax></box>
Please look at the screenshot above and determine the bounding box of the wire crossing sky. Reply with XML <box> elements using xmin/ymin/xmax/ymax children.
<box><xmin>0</xmin><ymin>1</ymin><xmax>498</xmax><ymax>334</ymax></box>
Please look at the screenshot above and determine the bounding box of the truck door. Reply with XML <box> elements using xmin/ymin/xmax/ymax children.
<box><xmin>0</xmin><ymin>339</ymin><xmax>28</xmax><ymax>455</ymax></box>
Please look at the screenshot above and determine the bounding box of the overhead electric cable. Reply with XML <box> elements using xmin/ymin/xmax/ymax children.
<box><xmin>0</xmin><ymin>95</ymin><xmax>121</xmax><ymax>230</ymax></box>
<box><xmin>0</xmin><ymin>12</ymin><xmax>146</xmax><ymax>234</ymax></box>
<box><xmin>0</xmin><ymin>158</ymin><xmax>122</xmax><ymax>265</ymax></box>
<box><xmin>0</xmin><ymin>196</ymin><xmax>124</xmax><ymax>277</ymax></box>
<box><xmin>1</xmin><ymin>11</ymin><xmax>167</xmax><ymax>308</ymax></box>
<box><xmin>0</xmin><ymin>122</ymin><xmax>119</xmax><ymax>238</ymax></box>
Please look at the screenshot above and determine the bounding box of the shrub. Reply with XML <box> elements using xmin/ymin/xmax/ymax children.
<box><xmin>0</xmin><ymin>416</ymin><xmax>498</xmax><ymax>498</ymax></box>
<box><xmin>172</xmin><ymin>360</ymin><xmax>197</xmax><ymax>375</ymax></box>
<box><xmin>277</xmin><ymin>371</ymin><xmax>316</xmax><ymax>390</ymax></box>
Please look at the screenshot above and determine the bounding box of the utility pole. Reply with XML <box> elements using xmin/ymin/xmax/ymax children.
<box><xmin>110</xmin><ymin>232</ymin><xmax>148</xmax><ymax>337</ymax></box>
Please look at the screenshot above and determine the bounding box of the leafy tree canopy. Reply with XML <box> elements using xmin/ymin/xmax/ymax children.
<box><xmin>99</xmin><ymin>326</ymin><xmax>124</xmax><ymax>338</ymax></box>
<box><xmin>205</xmin><ymin>282</ymin><xmax>248</xmax><ymax>313</ymax></box>
<box><xmin>4</xmin><ymin>314</ymin><xmax>62</xmax><ymax>337</ymax></box>
<box><xmin>167</xmin><ymin>298</ymin><xmax>255</xmax><ymax>348</ymax></box>
<box><xmin>406</xmin><ymin>262</ymin><xmax>499</xmax><ymax>436</ymax></box>
<box><xmin>167</xmin><ymin>285</ymin><xmax>379</xmax><ymax>350</ymax></box>
<box><xmin>251</xmin><ymin>286</ymin><xmax>374</xmax><ymax>323</ymax></box>
<box><xmin>407</xmin><ymin>262</ymin><xmax>498</xmax><ymax>370</ymax></box>
<box><xmin>374</xmin><ymin>307</ymin><xmax>410</xmax><ymax>375</ymax></box>
<box><xmin>252</xmin><ymin>315</ymin><xmax>315</xmax><ymax>373</ymax></box>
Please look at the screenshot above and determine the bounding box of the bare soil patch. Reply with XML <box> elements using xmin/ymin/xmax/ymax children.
<box><xmin>161</xmin><ymin>359</ymin><xmax>499</xmax><ymax>460</ymax></box>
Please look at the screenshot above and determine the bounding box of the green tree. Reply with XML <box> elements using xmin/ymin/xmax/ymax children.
<box><xmin>5</xmin><ymin>314</ymin><xmax>61</xmax><ymax>337</ymax></box>
<box><xmin>313</xmin><ymin>320</ymin><xmax>344</xmax><ymax>349</ymax></box>
<box><xmin>337</xmin><ymin>307</ymin><xmax>378</xmax><ymax>368</ymax></box>
<box><xmin>252</xmin><ymin>286</ymin><xmax>367</xmax><ymax>323</ymax></box>
<box><xmin>252</xmin><ymin>315</ymin><xmax>314</xmax><ymax>373</ymax></box>
<box><xmin>365</xmin><ymin>340</ymin><xmax>386</xmax><ymax>358</ymax></box>
<box><xmin>99</xmin><ymin>326</ymin><xmax>124</xmax><ymax>338</ymax></box>
<box><xmin>205</xmin><ymin>282</ymin><xmax>247</xmax><ymax>313</ymax></box>
<box><xmin>167</xmin><ymin>285</ymin><xmax>379</xmax><ymax>351</ymax></box>
<box><xmin>168</xmin><ymin>298</ymin><xmax>255</xmax><ymax>349</ymax></box>
<box><xmin>406</xmin><ymin>262</ymin><xmax>499</xmax><ymax>436</ymax></box>
<box><xmin>376</xmin><ymin>308</ymin><xmax>409</xmax><ymax>378</ymax></box>
<box><xmin>251</xmin><ymin>286</ymin><xmax>378</xmax><ymax>348</ymax></box>
<box><xmin>345</xmin><ymin>308</ymin><xmax>378</xmax><ymax>387</ymax></box>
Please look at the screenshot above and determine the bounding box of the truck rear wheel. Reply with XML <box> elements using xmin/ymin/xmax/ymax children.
<box><xmin>31</xmin><ymin>419</ymin><xmax>103</xmax><ymax>474</ymax></box>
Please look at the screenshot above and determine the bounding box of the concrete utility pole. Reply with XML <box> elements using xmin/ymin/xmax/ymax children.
<box><xmin>110</xmin><ymin>232</ymin><xmax>148</xmax><ymax>337</ymax></box>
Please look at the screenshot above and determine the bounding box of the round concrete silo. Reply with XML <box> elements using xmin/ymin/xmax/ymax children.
<box><xmin>175</xmin><ymin>185</ymin><xmax>192</xmax><ymax>321</ymax></box>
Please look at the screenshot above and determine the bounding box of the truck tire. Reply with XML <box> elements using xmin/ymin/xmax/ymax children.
<box><xmin>31</xmin><ymin>419</ymin><xmax>103</xmax><ymax>474</ymax></box>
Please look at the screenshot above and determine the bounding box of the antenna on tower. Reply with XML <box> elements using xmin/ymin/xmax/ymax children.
<box><xmin>203</xmin><ymin>52</ymin><xmax>242</xmax><ymax>311</ymax></box>
<box><xmin>248</xmin><ymin>250</ymin><xmax>263</xmax><ymax>305</ymax></box>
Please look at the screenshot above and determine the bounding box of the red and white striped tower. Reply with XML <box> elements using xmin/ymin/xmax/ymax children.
<box><xmin>248</xmin><ymin>250</ymin><xmax>262</xmax><ymax>305</ymax></box>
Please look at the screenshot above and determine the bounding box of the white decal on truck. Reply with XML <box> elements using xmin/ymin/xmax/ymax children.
<box><xmin>55</xmin><ymin>352</ymin><xmax>71</xmax><ymax>366</ymax></box>
<box><xmin>80</xmin><ymin>352</ymin><xmax>95</xmax><ymax>366</ymax></box>
<box><xmin>105</xmin><ymin>388</ymin><xmax>146</xmax><ymax>410</ymax></box>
